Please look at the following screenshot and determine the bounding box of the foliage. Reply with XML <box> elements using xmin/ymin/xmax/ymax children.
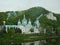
<box><xmin>30</xmin><ymin>28</ymin><xmax>34</xmax><ymax>32</ymax></box>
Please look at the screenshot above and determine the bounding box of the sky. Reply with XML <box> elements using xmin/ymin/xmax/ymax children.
<box><xmin>0</xmin><ymin>0</ymin><xmax>60</xmax><ymax>13</ymax></box>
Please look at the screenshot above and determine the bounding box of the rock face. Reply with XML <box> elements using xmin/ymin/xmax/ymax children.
<box><xmin>46</xmin><ymin>13</ymin><xmax>57</xmax><ymax>21</ymax></box>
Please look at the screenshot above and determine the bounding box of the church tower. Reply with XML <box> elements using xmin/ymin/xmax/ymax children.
<box><xmin>22</xmin><ymin>15</ymin><xmax>27</xmax><ymax>26</ymax></box>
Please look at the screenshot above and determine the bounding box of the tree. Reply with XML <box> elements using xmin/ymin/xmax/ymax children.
<box><xmin>0</xmin><ymin>12</ymin><xmax>7</xmax><ymax>25</ymax></box>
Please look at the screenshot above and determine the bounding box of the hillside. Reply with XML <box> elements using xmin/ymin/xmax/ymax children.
<box><xmin>0</xmin><ymin>7</ymin><xmax>60</xmax><ymax>28</ymax></box>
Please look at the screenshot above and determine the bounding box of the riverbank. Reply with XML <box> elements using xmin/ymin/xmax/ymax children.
<box><xmin>0</xmin><ymin>33</ymin><xmax>59</xmax><ymax>45</ymax></box>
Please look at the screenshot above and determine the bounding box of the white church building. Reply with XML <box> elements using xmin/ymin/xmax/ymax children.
<box><xmin>3</xmin><ymin>15</ymin><xmax>41</xmax><ymax>34</ymax></box>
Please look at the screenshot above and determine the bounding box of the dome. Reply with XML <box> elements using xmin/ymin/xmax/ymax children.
<box><xmin>18</xmin><ymin>19</ymin><xmax>21</xmax><ymax>25</ymax></box>
<box><xmin>28</xmin><ymin>19</ymin><xmax>31</xmax><ymax>25</ymax></box>
<box><xmin>22</xmin><ymin>15</ymin><xmax>27</xmax><ymax>25</ymax></box>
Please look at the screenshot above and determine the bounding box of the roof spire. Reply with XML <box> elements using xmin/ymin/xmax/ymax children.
<box><xmin>24</xmin><ymin>14</ymin><xmax>25</xmax><ymax>19</ymax></box>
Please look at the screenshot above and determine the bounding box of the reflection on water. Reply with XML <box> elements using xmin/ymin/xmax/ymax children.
<box><xmin>11</xmin><ymin>38</ymin><xmax>60</xmax><ymax>45</ymax></box>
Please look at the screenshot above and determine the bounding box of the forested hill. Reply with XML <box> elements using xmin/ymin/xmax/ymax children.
<box><xmin>0</xmin><ymin>7</ymin><xmax>60</xmax><ymax>28</ymax></box>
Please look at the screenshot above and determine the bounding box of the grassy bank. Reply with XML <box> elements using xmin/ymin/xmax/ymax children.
<box><xmin>0</xmin><ymin>32</ymin><xmax>59</xmax><ymax>45</ymax></box>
